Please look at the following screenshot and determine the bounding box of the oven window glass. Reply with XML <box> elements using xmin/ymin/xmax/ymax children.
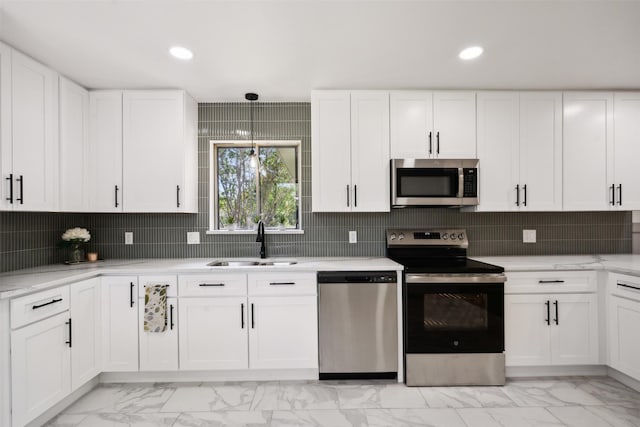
<box><xmin>423</xmin><ymin>292</ymin><xmax>488</xmax><ymax>331</ymax></box>
<box><xmin>397</xmin><ymin>168</ymin><xmax>458</xmax><ymax>197</ymax></box>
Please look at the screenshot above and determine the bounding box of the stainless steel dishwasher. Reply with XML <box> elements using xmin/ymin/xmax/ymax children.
<box><xmin>318</xmin><ymin>271</ymin><xmax>398</xmax><ymax>379</ymax></box>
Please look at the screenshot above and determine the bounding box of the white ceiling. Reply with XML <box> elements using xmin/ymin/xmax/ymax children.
<box><xmin>1</xmin><ymin>0</ymin><xmax>639</xmax><ymax>102</ymax></box>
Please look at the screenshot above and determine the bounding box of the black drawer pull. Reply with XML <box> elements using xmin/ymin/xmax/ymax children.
<box><xmin>199</xmin><ymin>283</ymin><xmax>225</xmax><ymax>287</ymax></box>
<box><xmin>538</xmin><ymin>280</ymin><xmax>565</xmax><ymax>284</ymax></box>
<box><xmin>32</xmin><ymin>298</ymin><xmax>62</xmax><ymax>310</ymax></box>
<box><xmin>241</xmin><ymin>303</ymin><xmax>245</xmax><ymax>329</ymax></box>
<box><xmin>545</xmin><ymin>300</ymin><xmax>550</xmax><ymax>325</ymax></box>
<box><xmin>617</xmin><ymin>282</ymin><xmax>640</xmax><ymax>291</ymax></box>
<box><xmin>170</xmin><ymin>304</ymin><xmax>175</xmax><ymax>330</ymax></box>
<box><xmin>553</xmin><ymin>300</ymin><xmax>559</xmax><ymax>325</ymax></box>
<box><xmin>269</xmin><ymin>282</ymin><xmax>296</xmax><ymax>286</ymax></box>
<box><xmin>65</xmin><ymin>318</ymin><xmax>72</xmax><ymax>347</ymax></box>
<box><xmin>130</xmin><ymin>282</ymin><xmax>135</xmax><ymax>308</ymax></box>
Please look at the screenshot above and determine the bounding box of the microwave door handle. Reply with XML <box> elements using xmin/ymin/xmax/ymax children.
<box><xmin>458</xmin><ymin>169</ymin><xmax>464</xmax><ymax>198</ymax></box>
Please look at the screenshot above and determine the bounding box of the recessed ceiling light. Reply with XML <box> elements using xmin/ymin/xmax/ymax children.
<box><xmin>169</xmin><ymin>46</ymin><xmax>193</xmax><ymax>61</ymax></box>
<box><xmin>459</xmin><ymin>46</ymin><xmax>484</xmax><ymax>60</ymax></box>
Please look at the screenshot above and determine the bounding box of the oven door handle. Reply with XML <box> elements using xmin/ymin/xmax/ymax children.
<box><xmin>405</xmin><ymin>274</ymin><xmax>506</xmax><ymax>284</ymax></box>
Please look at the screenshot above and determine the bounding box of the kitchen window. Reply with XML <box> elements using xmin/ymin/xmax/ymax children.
<box><xmin>209</xmin><ymin>141</ymin><xmax>302</xmax><ymax>233</ymax></box>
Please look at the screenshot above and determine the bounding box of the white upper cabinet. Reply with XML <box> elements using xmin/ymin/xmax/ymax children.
<box><xmin>88</xmin><ymin>91</ymin><xmax>123</xmax><ymax>212</ymax></box>
<box><xmin>612</xmin><ymin>92</ymin><xmax>640</xmax><ymax>210</ymax></box>
<box><xmin>476</xmin><ymin>91</ymin><xmax>562</xmax><ymax>211</ymax></box>
<box><xmin>122</xmin><ymin>90</ymin><xmax>197</xmax><ymax>213</ymax></box>
<box><xmin>311</xmin><ymin>90</ymin><xmax>390</xmax><ymax>212</ymax></box>
<box><xmin>563</xmin><ymin>92</ymin><xmax>613</xmax><ymax>211</ymax></box>
<box><xmin>390</xmin><ymin>91</ymin><xmax>476</xmax><ymax>159</ymax></box>
<box><xmin>1</xmin><ymin>46</ymin><xmax>59</xmax><ymax>211</ymax></box>
<box><xmin>59</xmin><ymin>76</ymin><xmax>89</xmax><ymax>212</ymax></box>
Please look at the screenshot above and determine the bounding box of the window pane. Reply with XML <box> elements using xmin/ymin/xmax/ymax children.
<box><xmin>217</xmin><ymin>147</ymin><xmax>256</xmax><ymax>228</ymax></box>
<box><xmin>259</xmin><ymin>146</ymin><xmax>298</xmax><ymax>228</ymax></box>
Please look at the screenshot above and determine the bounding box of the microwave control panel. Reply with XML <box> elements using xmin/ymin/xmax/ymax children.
<box><xmin>462</xmin><ymin>168</ymin><xmax>478</xmax><ymax>197</ymax></box>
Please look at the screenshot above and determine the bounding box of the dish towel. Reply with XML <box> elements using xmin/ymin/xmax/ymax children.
<box><xmin>144</xmin><ymin>284</ymin><xmax>168</xmax><ymax>332</ymax></box>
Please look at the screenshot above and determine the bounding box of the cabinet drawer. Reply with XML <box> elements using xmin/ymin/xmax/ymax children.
<box><xmin>506</xmin><ymin>271</ymin><xmax>596</xmax><ymax>294</ymax></box>
<box><xmin>248</xmin><ymin>273</ymin><xmax>317</xmax><ymax>296</ymax></box>
<box><xmin>138</xmin><ymin>275</ymin><xmax>178</xmax><ymax>298</ymax></box>
<box><xmin>179</xmin><ymin>274</ymin><xmax>247</xmax><ymax>297</ymax></box>
<box><xmin>11</xmin><ymin>285</ymin><xmax>70</xmax><ymax>329</ymax></box>
<box><xmin>609</xmin><ymin>273</ymin><xmax>640</xmax><ymax>302</ymax></box>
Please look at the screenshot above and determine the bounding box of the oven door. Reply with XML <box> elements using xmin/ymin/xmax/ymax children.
<box><xmin>404</xmin><ymin>276</ymin><xmax>504</xmax><ymax>354</ymax></box>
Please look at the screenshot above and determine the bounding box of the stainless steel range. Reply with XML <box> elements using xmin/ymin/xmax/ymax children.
<box><xmin>386</xmin><ymin>229</ymin><xmax>506</xmax><ymax>386</ymax></box>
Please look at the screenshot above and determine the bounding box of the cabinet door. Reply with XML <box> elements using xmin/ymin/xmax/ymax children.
<box><xmin>609</xmin><ymin>295</ymin><xmax>640</xmax><ymax>380</ymax></box>
<box><xmin>432</xmin><ymin>91</ymin><xmax>476</xmax><ymax>158</ymax></box>
<box><xmin>563</xmin><ymin>92</ymin><xmax>613</xmax><ymax>210</ymax></box>
<box><xmin>519</xmin><ymin>92</ymin><xmax>563</xmax><ymax>211</ymax></box>
<box><xmin>139</xmin><ymin>297</ymin><xmax>178</xmax><ymax>371</ymax></box>
<box><xmin>550</xmin><ymin>294</ymin><xmax>599</xmax><ymax>365</ymax></box>
<box><xmin>10</xmin><ymin>49</ymin><xmax>58</xmax><ymax>211</ymax></box>
<box><xmin>70</xmin><ymin>278</ymin><xmax>101</xmax><ymax>390</ymax></box>
<box><xmin>311</xmin><ymin>90</ymin><xmax>352</xmax><ymax>212</ymax></box>
<box><xmin>59</xmin><ymin>77</ymin><xmax>89</xmax><ymax>212</ymax></box>
<box><xmin>122</xmin><ymin>91</ymin><xmax>184</xmax><ymax>212</ymax></box>
<box><xmin>0</xmin><ymin>42</ymin><xmax>12</xmax><ymax>211</ymax></box>
<box><xmin>504</xmin><ymin>294</ymin><xmax>551</xmax><ymax>366</ymax></box>
<box><xmin>88</xmin><ymin>91</ymin><xmax>123</xmax><ymax>212</ymax></box>
<box><xmin>249</xmin><ymin>296</ymin><xmax>318</xmax><ymax>370</ymax></box>
<box><xmin>350</xmin><ymin>91</ymin><xmax>390</xmax><ymax>212</ymax></box>
<box><xmin>102</xmin><ymin>276</ymin><xmax>138</xmax><ymax>371</ymax></box>
<box><xmin>389</xmin><ymin>91</ymin><xmax>433</xmax><ymax>158</ymax></box>
<box><xmin>178</xmin><ymin>297</ymin><xmax>248</xmax><ymax>370</ymax></box>
<box><xmin>476</xmin><ymin>92</ymin><xmax>519</xmax><ymax>211</ymax></box>
<box><xmin>11</xmin><ymin>312</ymin><xmax>71</xmax><ymax>427</ymax></box>
<box><xmin>613</xmin><ymin>92</ymin><xmax>640</xmax><ymax>210</ymax></box>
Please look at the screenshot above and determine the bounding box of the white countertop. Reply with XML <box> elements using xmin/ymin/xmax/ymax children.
<box><xmin>0</xmin><ymin>257</ymin><xmax>403</xmax><ymax>299</ymax></box>
<box><xmin>474</xmin><ymin>254</ymin><xmax>640</xmax><ymax>276</ymax></box>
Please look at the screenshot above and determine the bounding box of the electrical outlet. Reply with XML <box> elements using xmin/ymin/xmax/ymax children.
<box><xmin>523</xmin><ymin>229</ymin><xmax>536</xmax><ymax>243</ymax></box>
<box><xmin>125</xmin><ymin>232</ymin><xmax>134</xmax><ymax>245</ymax></box>
<box><xmin>349</xmin><ymin>230</ymin><xmax>357</xmax><ymax>244</ymax></box>
<box><xmin>187</xmin><ymin>231</ymin><xmax>200</xmax><ymax>245</ymax></box>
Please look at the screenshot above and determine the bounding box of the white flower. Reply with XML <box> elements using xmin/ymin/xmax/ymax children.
<box><xmin>62</xmin><ymin>227</ymin><xmax>91</xmax><ymax>242</ymax></box>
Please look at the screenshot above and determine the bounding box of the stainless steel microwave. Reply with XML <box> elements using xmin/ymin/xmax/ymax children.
<box><xmin>391</xmin><ymin>159</ymin><xmax>479</xmax><ymax>207</ymax></box>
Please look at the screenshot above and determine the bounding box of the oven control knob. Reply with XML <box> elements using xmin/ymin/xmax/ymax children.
<box><xmin>450</xmin><ymin>234</ymin><xmax>457</xmax><ymax>241</ymax></box>
<box><xmin>458</xmin><ymin>233</ymin><xmax>465</xmax><ymax>240</ymax></box>
<box><xmin>390</xmin><ymin>233</ymin><xmax>396</xmax><ymax>241</ymax></box>
<box><xmin>442</xmin><ymin>233</ymin><xmax>448</xmax><ymax>240</ymax></box>
<box><xmin>398</xmin><ymin>233</ymin><xmax>405</xmax><ymax>240</ymax></box>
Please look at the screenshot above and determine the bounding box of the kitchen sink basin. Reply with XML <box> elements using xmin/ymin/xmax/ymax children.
<box><xmin>207</xmin><ymin>259</ymin><xmax>297</xmax><ymax>267</ymax></box>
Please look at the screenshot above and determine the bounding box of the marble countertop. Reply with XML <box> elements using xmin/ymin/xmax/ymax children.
<box><xmin>0</xmin><ymin>257</ymin><xmax>403</xmax><ymax>299</ymax></box>
<box><xmin>473</xmin><ymin>254</ymin><xmax>640</xmax><ymax>276</ymax></box>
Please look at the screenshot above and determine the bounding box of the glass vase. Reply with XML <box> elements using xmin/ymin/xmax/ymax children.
<box><xmin>69</xmin><ymin>245</ymin><xmax>83</xmax><ymax>264</ymax></box>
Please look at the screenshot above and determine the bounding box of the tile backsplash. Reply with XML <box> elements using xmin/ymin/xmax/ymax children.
<box><xmin>0</xmin><ymin>102</ymin><xmax>632</xmax><ymax>272</ymax></box>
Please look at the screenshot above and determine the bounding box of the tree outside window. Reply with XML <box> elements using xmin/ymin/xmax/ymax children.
<box><xmin>212</xmin><ymin>141</ymin><xmax>301</xmax><ymax>231</ymax></box>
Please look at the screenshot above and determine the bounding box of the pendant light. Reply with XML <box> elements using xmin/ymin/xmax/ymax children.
<box><xmin>245</xmin><ymin>92</ymin><xmax>259</xmax><ymax>168</ymax></box>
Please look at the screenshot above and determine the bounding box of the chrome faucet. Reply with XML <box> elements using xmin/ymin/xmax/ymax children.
<box><xmin>256</xmin><ymin>220</ymin><xmax>266</xmax><ymax>259</ymax></box>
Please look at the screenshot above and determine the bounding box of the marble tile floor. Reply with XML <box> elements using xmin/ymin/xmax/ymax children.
<box><xmin>45</xmin><ymin>376</ymin><xmax>640</xmax><ymax>427</ymax></box>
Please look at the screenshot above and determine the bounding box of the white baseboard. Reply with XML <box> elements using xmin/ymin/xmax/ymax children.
<box><xmin>26</xmin><ymin>376</ymin><xmax>99</xmax><ymax>427</ymax></box>
<box><xmin>100</xmin><ymin>368</ymin><xmax>319</xmax><ymax>383</ymax></box>
<box><xmin>607</xmin><ymin>367</ymin><xmax>640</xmax><ymax>392</ymax></box>
<box><xmin>506</xmin><ymin>365</ymin><xmax>608</xmax><ymax>378</ymax></box>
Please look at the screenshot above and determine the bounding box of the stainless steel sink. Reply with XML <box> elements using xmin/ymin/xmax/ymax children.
<box><xmin>207</xmin><ymin>259</ymin><xmax>298</xmax><ymax>267</ymax></box>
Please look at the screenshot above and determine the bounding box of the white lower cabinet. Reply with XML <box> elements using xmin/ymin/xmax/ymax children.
<box><xmin>69</xmin><ymin>278</ymin><xmax>101</xmax><ymax>389</ymax></box>
<box><xmin>608</xmin><ymin>273</ymin><xmax>640</xmax><ymax>380</ymax></box>
<box><xmin>139</xmin><ymin>297</ymin><xmax>178</xmax><ymax>371</ymax></box>
<box><xmin>102</xmin><ymin>276</ymin><xmax>139</xmax><ymax>371</ymax></box>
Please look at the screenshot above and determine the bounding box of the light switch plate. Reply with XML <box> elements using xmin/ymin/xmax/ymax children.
<box><xmin>523</xmin><ymin>229</ymin><xmax>536</xmax><ymax>243</ymax></box>
<box><xmin>125</xmin><ymin>232</ymin><xmax>134</xmax><ymax>245</ymax></box>
<box><xmin>187</xmin><ymin>231</ymin><xmax>200</xmax><ymax>245</ymax></box>
<box><xmin>349</xmin><ymin>230</ymin><xmax>357</xmax><ymax>244</ymax></box>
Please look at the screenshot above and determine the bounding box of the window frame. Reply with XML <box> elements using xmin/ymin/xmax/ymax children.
<box><xmin>207</xmin><ymin>140</ymin><xmax>303</xmax><ymax>234</ymax></box>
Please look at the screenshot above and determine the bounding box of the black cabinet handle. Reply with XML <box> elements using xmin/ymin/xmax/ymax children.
<box><xmin>32</xmin><ymin>298</ymin><xmax>62</xmax><ymax>310</ymax></box>
<box><xmin>553</xmin><ymin>300</ymin><xmax>559</xmax><ymax>325</ymax></box>
<box><xmin>545</xmin><ymin>300</ymin><xmax>550</xmax><ymax>325</ymax></box>
<box><xmin>241</xmin><ymin>303</ymin><xmax>245</xmax><ymax>329</ymax></box>
<box><xmin>523</xmin><ymin>184</ymin><xmax>527</xmax><ymax>207</ymax></box>
<box><xmin>538</xmin><ymin>280</ymin><xmax>565</xmax><ymax>284</ymax></box>
<box><xmin>346</xmin><ymin>185</ymin><xmax>350</xmax><ymax>207</ymax></box>
<box><xmin>176</xmin><ymin>185</ymin><xmax>181</xmax><ymax>208</ymax></box>
<box><xmin>617</xmin><ymin>184</ymin><xmax>622</xmax><ymax>206</ymax></box>
<box><xmin>618</xmin><ymin>282</ymin><xmax>640</xmax><ymax>291</ymax></box>
<box><xmin>251</xmin><ymin>303</ymin><xmax>255</xmax><ymax>328</ymax></box>
<box><xmin>65</xmin><ymin>318</ymin><xmax>72</xmax><ymax>348</ymax></box>
<box><xmin>115</xmin><ymin>185</ymin><xmax>119</xmax><ymax>208</ymax></box>
<box><xmin>428</xmin><ymin>131</ymin><xmax>432</xmax><ymax>154</ymax></box>
<box><xmin>515</xmin><ymin>184</ymin><xmax>520</xmax><ymax>206</ymax></box>
<box><xmin>269</xmin><ymin>282</ymin><xmax>296</xmax><ymax>286</ymax></box>
<box><xmin>610</xmin><ymin>184</ymin><xmax>615</xmax><ymax>205</ymax></box>
<box><xmin>354</xmin><ymin>185</ymin><xmax>357</xmax><ymax>208</ymax></box>
<box><xmin>6</xmin><ymin>174</ymin><xmax>13</xmax><ymax>203</ymax></box>
<box><xmin>16</xmin><ymin>175</ymin><xmax>23</xmax><ymax>204</ymax></box>
<box><xmin>170</xmin><ymin>304</ymin><xmax>175</xmax><ymax>330</ymax></box>
<box><xmin>199</xmin><ymin>283</ymin><xmax>225</xmax><ymax>287</ymax></box>
<box><xmin>130</xmin><ymin>282</ymin><xmax>135</xmax><ymax>308</ymax></box>
<box><xmin>436</xmin><ymin>131</ymin><xmax>440</xmax><ymax>154</ymax></box>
